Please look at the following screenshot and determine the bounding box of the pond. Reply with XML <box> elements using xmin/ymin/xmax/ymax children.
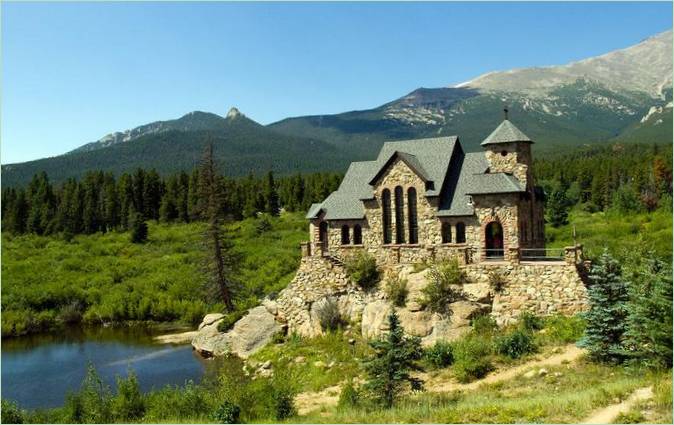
<box><xmin>1</xmin><ymin>326</ymin><xmax>217</xmax><ymax>410</ymax></box>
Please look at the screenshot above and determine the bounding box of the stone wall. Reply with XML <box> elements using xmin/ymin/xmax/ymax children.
<box><xmin>484</xmin><ymin>142</ymin><xmax>532</xmax><ymax>187</ymax></box>
<box><xmin>274</xmin><ymin>256</ymin><xmax>369</xmax><ymax>337</ymax></box>
<box><xmin>463</xmin><ymin>262</ymin><xmax>589</xmax><ymax>325</ymax></box>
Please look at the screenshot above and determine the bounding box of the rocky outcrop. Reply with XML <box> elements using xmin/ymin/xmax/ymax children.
<box><xmin>193</xmin><ymin>254</ymin><xmax>587</xmax><ymax>357</ymax></box>
<box><xmin>192</xmin><ymin>306</ymin><xmax>282</xmax><ymax>358</ymax></box>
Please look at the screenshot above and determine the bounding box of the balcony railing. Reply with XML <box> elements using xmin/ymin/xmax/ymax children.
<box><xmin>520</xmin><ymin>248</ymin><xmax>565</xmax><ymax>262</ymax></box>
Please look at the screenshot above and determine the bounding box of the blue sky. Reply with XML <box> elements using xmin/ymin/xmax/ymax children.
<box><xmin>2</xmin><ymin>2</ymin><xmax>671</xmax><ymax>164</ymax></box>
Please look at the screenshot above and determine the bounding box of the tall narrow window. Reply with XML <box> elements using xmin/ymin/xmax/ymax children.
<box><xmin>456</xmin><ymin>222</ymin><xmax>466</xmax><ymax>243</ymax></box>
<box><xmin>441</xmin><ymin>222</ymin><xmax>452</xmax><ymax>243</ymax></box>
<box><xmin>394</xmin><ymin>186</ymin><xmax>405</xmax><ymax>244</ymax></box>
<box><xmin>341</xmin><ymin>225</ymin><xmax>350</xmax><ymax>245</ymax></box>
<box><xmin>407</xmin><ymin>187</ymin><xmax>418</xmax><ymax>244</ymax></box>
<box><xmin>353</xmin><ymin>224</ymin><xmax>362</xmax><ymax>245</ymax></box>
<box><xmin>382</xmin><ymin>189</ymin><xmax>392</xmax><ymax>244</ymax></box>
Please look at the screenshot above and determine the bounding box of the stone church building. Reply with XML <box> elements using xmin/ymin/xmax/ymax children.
<box><xmin>305</xmin><ymin>114</ymin><xmax>547</xmax><ymax>266</ymax></box>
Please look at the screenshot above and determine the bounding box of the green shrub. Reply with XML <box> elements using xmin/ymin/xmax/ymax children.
<box><xmin>385</xmin><ymin>276</ymin><xmax>408</xmax><ymax>307</ymax></box>
<box><xmin>471</xmin><ymin>314</ymin><xmax>498</xmax><ymax>335</ymax></box>
<box><xmin>217</xmin><ymin>310</ymin><xmax>247</xmax><ymax>333</ymax></box>
<box><xmin>271</xmin><ymin>330</ymin><xmax>286</xmax><ymax>344</ymax></box>
<box><xmin>211</xmin><ymin>401</ymin><xmax>241</xmax><ymax>424</ymax></box>
<box><xmin>272</xmin><ymin>385</ymin><xmax>296</xmax><ymax>420</ymax></box>
<box><xmin>539</xmin><ymin>314</ymin><xmax>586</xmax><ymax>345</ymax></box>
<box><xmin>423</xmin><ymin>341</ymin><xmax>454</xmax><ymax>369</ymax></box>
<box><xmin>519</xmin><ymin>312</ymin><xmax>544</xmax><ymax>332</ymax></box>
<box><xmin>488</xmin><ymin>271</ymin><xmax>508</xmax><ymax>293</ymax></box>
<box><xmin>1</xmin><ymin>399</ymin><xmax>24</xmax><ymax>424</ymax></box>
<box><xmin>451</xmin><ymin>336</ymin><xmax>494</xmax><ymax>383</ymax></box>
<box><xmin>495</xmin><ymin>328</ymin><xmax>537</xmax><ymax>359</ymax></box>
<box><xmin>419</xmin><ymin>259</ymin><xmax>465</xmax><ymax>315</ymax></box>
<box><xmin>112</xmin><ymin>370</ymin><xmax>145</xmax><ymax>421</ymax></box>
<box><xmin>338</xmin><ymin>380</ymin><xmax>360</xmax><ymax>409</ymax></box>
<box><xmin>64</xmin><ymin>363</ymin><xmax>114</xmax><ymax>423</ymax></box>
<box><xmin>316</xmin><ymin>297</ymin><xmax>347</xmax><ymax>332</ymax></box>
<box><xmin>344</xmin><ymin>252</ymin><xmax>381</xmax><ymax>290</ymax></box>
<box><xmin>255</xmin><ymin>216</ymin><xmax>273</xmax><ymax>234</ymax></box>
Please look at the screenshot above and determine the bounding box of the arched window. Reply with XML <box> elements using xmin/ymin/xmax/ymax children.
<box><xmin>394</xmin><ymin>186</ymin><xmax>405</xmax><ymax>244</ymax></box>
<box><xmin>382</xmin><ymin>189</ymin><xmax>392</xmax><ymax>244</ymax></box>
<box><xmin>353</xmin><ymin>224</ymin><xmax>362</xmax><ymax>245</ymax></box>
<box><xmin>341</xmin><ymin>225</ymin><xmax>350</xmax><ymax>245</ymax></box>
<box><xmin>456</xmin><ymin>222</ymin><xmax>466</xmax><ymax>243</ymax></box>
<box><xmin>441</xmin><ymin>222</ymin><xmax>452</xmax><ymax>243</ymax></box>
<box><xmin>407</xmin><ymin>187</ymin><xmax>418</xmax><ymax>244</ymax></box>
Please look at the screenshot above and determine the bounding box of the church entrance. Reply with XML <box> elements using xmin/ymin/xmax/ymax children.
<box><xmin>485</xmin><ymin>222</ymin><xmax>504</xmax><ymax>258</ymax></box>
<box><xmin>319</xmin><ymin>221</ymin><xmax>329</xmax><ymax>254</ymax></box>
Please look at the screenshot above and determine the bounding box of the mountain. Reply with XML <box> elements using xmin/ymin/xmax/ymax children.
<box><xmin>2</xmin><ymin>109</ymin><xmax>351</xmax><ymax>186</ymax></box>
<box><xmin>269</xmin><ymin>30</ymin><xmax>673</xmax><ymax>156</ymax></box>
<box><xmin>3</xmin><ymin>30</ymin><xmax>671</xmax><ymax>186</ymax></box>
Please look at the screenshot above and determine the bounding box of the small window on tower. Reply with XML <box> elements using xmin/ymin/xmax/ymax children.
<box><xmin>501</xmin><ymin>150</ymin><xmax>508</xmax><ymax>157</ymax></box>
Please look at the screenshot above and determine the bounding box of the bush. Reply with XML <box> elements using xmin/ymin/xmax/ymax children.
<box><xmin>519</xmin><ymin>312</ymin><xmax>544</xmax><ymax>332</ymax></box>
<box><xmin>344</xmin><ymin>252</ymin><xmax>381</xmax><ymax>290</ymax></box>
<box><xmin>495</xmin><ymin>328</ymin><xmax>537</xmax><ymax>359</ymax></box>
<box><xmin>488</xmin><ymin>271</ymin><xmax>508</xmax><ymax>293</ymax></box>
<box><xmin>451</xmin><ymin>336</ymin><xmax>494</xmax><ymax>383</ymax></box>
<box><xmin>539</xmin><ymin>314</ymin><xmax>586</xmax><ymax>345</ymax></box>
<box><xmin>112</xmin><ymin>370</ymin><xmax>145</xmax><ymax>421</ymax></box>
<box><xmin>423</xmin><ymin>341</ymin><xmax>454</xmax><ymax>369</ymax></box>
<box><xmin>255</xmin><ymin>216</ymin><xmax>273</xmax><ymax>234</ymax></box>
<box><xmin>64</xmin><ymin>363</ymin><xmax>113</xmax><ymax>423</ymax></box>
<box><xmin>1</xmin><ymin>399</ymin><xmax>24</xmax><ymax>424</ymax></box>
<box><xmin>316</xmin><ymin>297</ymin><xmax>347</xmax><ymax>332</ymax></box>
<box><xmin>419</xmin><ymin>259</ymin><xmax>465</xmax><ymax>315</ymax></box>
<box><xmin>385</xmin><ymin>276</ymin><xmax>408</xmax><ymax>307</ymax></box>
<box><xmin>272</xmin><ymin>385</ymin><xmax>296</xmax><ymax>420</ymax></box>
<box><xmin>471</xmin><ymin>314</ymin><xmax>498</xmax><ymax>335</ymax></box>
<box><xmin>338</xmin><ymin>380</ymin><xmax>360</xmax><ymax>409</ymax></box>
<box><xmin>211</xmin><ymin>401</ymin><xmax>241</xmax><ymax>424</ymax></box>
<box><xmin>217</xmin><ymin>310</ymin><xmax>247</xmax><ymax>333</ymax></box>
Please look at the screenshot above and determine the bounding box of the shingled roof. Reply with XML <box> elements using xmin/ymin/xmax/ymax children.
<box><xmin>307</xmin><ymin>121</ymin><xmax>530</xmax><ymax>220</ymax></box>
<box><xmin>480</xmin><ymin>119</ymin><xmax>533</xmax><ymax>146</ymax></box>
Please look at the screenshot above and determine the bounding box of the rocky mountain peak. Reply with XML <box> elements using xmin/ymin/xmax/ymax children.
<box><xmin>227</xmin><ymin>107</ymin><xmax>243</xmax><ymax>119</ymax></box>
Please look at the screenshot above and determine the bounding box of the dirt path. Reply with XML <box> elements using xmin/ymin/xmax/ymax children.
<box><xmin>423</xmin><ymin>344</ymin><xmax>585</xmax><ymax>393</ymax></box>
<box><xmin>295</xmin><ymin>344</ymin><xmax>585</xmax><ymax>415</ymax></box>
<box><xmin>582</xmin><ymin>386</ymin><xmax>653</xmax><ymax>424</ymax></box>
<box><xmin>295</xmin><ymin>384</ymin><xmax>342</xmax><ymax>415</ymax></box>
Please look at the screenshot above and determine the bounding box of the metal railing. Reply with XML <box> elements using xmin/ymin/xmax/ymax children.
<box><xmin>520</xmin><ymin>248</ymin><xmax>565</xmax><ymax>262</ymax></box>
<box><xmin>472</xmin><ymin>248</ymin><xmax>506</xmax><ymax>261</ymax></box>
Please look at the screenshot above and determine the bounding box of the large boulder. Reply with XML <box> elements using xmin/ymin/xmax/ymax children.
<box><xmin>227</xmin><ymin>306</ymin><xmax>283</xmax><ymax>358</ymax></box>
<box><xmin>361</xmin><ymin>299</ymin><xmax>391</xmax><ymax>339</ymax></box>
<box><xmin>191</xmin><ymin>306</ymin><xmax>282</xmax><ymax>358</ymax></box>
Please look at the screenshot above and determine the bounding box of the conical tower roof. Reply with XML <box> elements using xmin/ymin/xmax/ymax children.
<box><xmin>481</xmin><ymin>119</ymin><xmax>533</xmax><ymax>146</ymax></box>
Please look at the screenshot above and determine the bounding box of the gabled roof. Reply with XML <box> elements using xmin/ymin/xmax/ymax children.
<box><xmin>368</xmin><ymin>151</ymin><xmax>431</xmax><ymax>185</ymax></box>
<box><xmin>481</xmin><ymin>120</ymin><xmax>533</xmax><ymax>146</ymax></box>
<box><xmin>305</xmin><ymin>203</ymin><xmax>323</xmax><ymax>219</ymax></box>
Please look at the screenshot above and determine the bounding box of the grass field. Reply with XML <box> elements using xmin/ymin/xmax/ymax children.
<box><xmin>1</xmin><ymin>213</ymin><xmax>306</xmax><ymax>337</ymax></box>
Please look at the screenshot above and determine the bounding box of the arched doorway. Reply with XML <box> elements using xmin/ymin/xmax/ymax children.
<box><xmin>319</xmin><ymin>221</ymin><xmax>329</xmax><ymax>253</ymax></box>
<box><xmin>485</xmin><ymin>222</ymin><xmax>504</xmax><ymax>258</ymax></box>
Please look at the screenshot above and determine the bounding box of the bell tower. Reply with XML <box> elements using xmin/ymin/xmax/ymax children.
<box><xmin>481</xmin><ymin>108</ymin><xmax>534</xmax><ymax>188</ymax></box>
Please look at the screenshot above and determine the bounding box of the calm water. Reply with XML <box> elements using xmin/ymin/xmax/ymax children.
<box><xmin>1</xmin><ymin>327</ymin><xmax>214</xmax><ymax>409</ymax></box>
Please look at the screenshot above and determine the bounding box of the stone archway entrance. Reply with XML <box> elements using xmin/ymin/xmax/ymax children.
<box><xmin>319</xmin><ymin>221</ymin><xmax>329</xmax><ymax>253</ymax></box>
<box><xmin>485</xmin><ymin>222</ymin><xmax>504</xmax><ymax>258</ymax></box>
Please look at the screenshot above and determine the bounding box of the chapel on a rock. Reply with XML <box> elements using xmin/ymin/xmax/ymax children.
<box><xmin>304</xmin><ymin>112</ymin><xmax>549</xmax><ymax>265</ymax></box>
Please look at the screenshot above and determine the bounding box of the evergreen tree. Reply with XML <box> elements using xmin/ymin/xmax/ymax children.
<box><xmin>363</xmin><ymin>310</ymin><xmax>423</xmax><ymax>408</ymax></box>
<box><xmin>198</xmin><ymin>143</ymin><xmax>237</xmax><ymax>311</ymax></box>
<box><xmin>117</xmin><ymin>173</ymin><xmax>134</xmax><ymax>229</ymax></box>
<box><xmin>545</xmin><ymin>187</ymin><xmax>569</xmax><ymax>227</ymax></box>
<box><xmin>129</xmin><ymin>211</ymin><xmax>148</xmax><ymax>244</ymax></box>
<box><xmin>102</xmin><ymin>173</ymin><xmax>120</xmax><ymax>231</ymax></box>
<box><xmin>580</xmin><ymin>250</ymin><xmax>629</xmax><ymax>363</ymax></box>
<box><xmin>623</xmin><ymin>255</ymin><xmax>673</xmax><ymax>368</ymax></box>
<box><xmin>264</xmin><ymin>171</ymin><xmax>280</xmax><ymax>216</ymax></box>
<box><xmin>26</xmin><ymin>171</ymin><xmax>56</xmax><ymax>235</ymax></box>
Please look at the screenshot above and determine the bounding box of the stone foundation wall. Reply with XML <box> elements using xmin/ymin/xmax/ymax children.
<box><xmin>274</xmin><ymin>256</ymin><xmax>369</xmax><ymax>337</ymax></box>
<box><xmin>463</xmin><ymin>262</ymin><xmax>589</xmax><ymax>325</ymax></box>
